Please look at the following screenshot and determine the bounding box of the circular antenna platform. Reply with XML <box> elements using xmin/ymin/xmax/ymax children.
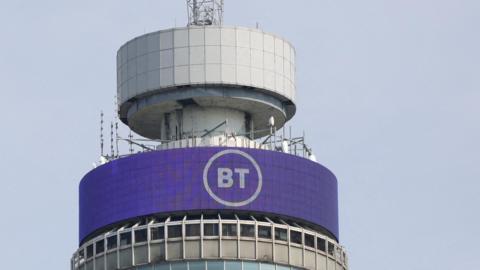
<box><xmin>117</xmin><ymin>26</ymin><xmax>296</xmax><ymax>139</ymax></box>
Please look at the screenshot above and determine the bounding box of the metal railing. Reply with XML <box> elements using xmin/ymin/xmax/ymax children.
<box><xmin>96</xmin><ymin>127</ymin><xmax>316</xmax><ymax>166</ymax></box>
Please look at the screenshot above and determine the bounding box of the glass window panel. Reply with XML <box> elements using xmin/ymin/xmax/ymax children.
<box><xmin>135</xmin><ymin>229</ymin><xmax>148</xmax><ymax>243</ymax></box>
<box><xmin>260</xmin><ymin>263</ymin><xmax>275</xmax><ymax>270</ymax></box>
<box><xmin>186</xmin><ymin>224</ymin><xmax>201</xmax><ymax>237</ymax></box>
<box><xmin>171</xmin><ymin>262</ymin><xmax>188</xmax><ymax>270</ymax></box>
<box><xmin>107</xmin><ymin>235</ymin><xmax>117</xmax><ymax>250</ymax></box>
<box><xmin>338</xmin><ymin>250</ymin><xmax>344</xmax><ymax>262</ymax></box>
<box><xmin>168</xmin><ymin>225</ymin><xmax>183</xmax><ymax>238</ymax></box>
<box><xmin>290</xmin><ymin>230</ymin><xmax>302</xmax><ymax>244</ymax></box>
<box><xmin>335</xmin><ymin>246</ymin><xmax>342</xmax><ymax>259</ymax></box>
<box><xmin>243</xmin><ymin>262</ymin><xmax>259</xmax><ymax>270</ymax></box>
<box><xmin>240</xmin><ymin>224</ymin><xmax>255</xmax><ymax>237</ymax></box>
<box><xmin>275</xmin><ymin>228</ymin><xmax>288</xmax><ymax>241</ymax></box>
<box><xmin>86</xmin><ymin>244</ymin><xmax>94</xmax><ymax>258</ymax></box>
<box><xmin>155</xmin><ymin>263</ymin><xmax>170</xmax><ymax>270</ymax></box>
<box><xmin>328</xmin><ymin>242</ymin><xmax>335</xmax><ymax>256</ymax></box>
<box><xmin>204</xmin><ymin>224</ymin><xmax>219</xmax><ymax>236</ymax></box>
<box><xmin>96</xmin><ymin>239</ymin><xmax>105</xmax><ymax>254</ymax></box>
<box><xmin>222</xmin><ymin>224</ymin><xmax>237</xmax><ymax>236</ymax></box>
<box><xmin>258</xmin><ymin>226</ymin><xmax>271</xmax><ymax>239</ymax></box>
<box><xmin>304</xmin><ymin>234</ymin><xmax>315</xmax><ymax>248</ymax></box>
<box><xmin>151</xmin><ymin>226</ymin><xmax>164</xmax><ymax>240</ymax></box>
<box><xmin>138</xmin><ymin>265</ymin><xmax>153</xmax><ymax>270</ymax></box>
<box><xmin>78</xmin><ymin>249</ymin><xmax>85</xmax><ymax>259</ymax></box>
<box><xmin>276</xmin><ymin>266</ymin><xmax>290</xmax><ymax>270</ymax></box>
<box><xmin>120</xmin><ymin>232</ymin><xmax>132</xmax><ymax>246</ymax></box>
<box><xmin>189</xmin><ymin>261</ymin><xmax>206</xmax><ymax>270</ymax></box>
<box><xmin>317</xmin><ymin>238</ymin><xmax>326</xmax><ymax>252</ymax></box>
<box><xmin>207</xmin><ymin>261</ymin><xmax>224</xmax><ymax>270</ymax></box>
<box><xmin>225</xmin><ymin>261</ymin><xmax>241</xmax><ymax>270</ymax></box>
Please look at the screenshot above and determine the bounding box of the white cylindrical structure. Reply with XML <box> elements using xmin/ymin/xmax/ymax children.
<box><xmin>117</xmin><ymin>26</ymin><xmax>296</xmax><ymax>139</ymax></box>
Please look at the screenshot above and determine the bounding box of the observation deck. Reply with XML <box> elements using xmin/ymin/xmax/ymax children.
<box><xmin>72</xmin><ymin>214</ymin><xmax>348</xmax><ymax>270</ymax></box>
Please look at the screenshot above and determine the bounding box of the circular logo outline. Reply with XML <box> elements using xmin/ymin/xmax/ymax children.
<box><xmin>203</xmin><ymin>149</ymin><xmax>263</xmax><ymax>207</ymax></box>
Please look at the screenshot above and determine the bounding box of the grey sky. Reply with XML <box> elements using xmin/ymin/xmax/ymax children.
<box><xmin>0</xmin><ymin>0</ymin><xmax>479</xmax><ymax>269</ymax></box>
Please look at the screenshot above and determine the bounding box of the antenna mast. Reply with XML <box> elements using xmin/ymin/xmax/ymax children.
<box><xmin>187</xmin><ymin>0</ymin><xmax>224</xmax><ymax>26</ymax></box>
<box><xmin>100</xmin><ymin>111</ymin><xmax>104</xmax><ymax>157</ymax></box>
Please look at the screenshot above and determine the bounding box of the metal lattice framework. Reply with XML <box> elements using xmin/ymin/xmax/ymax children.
<box><xmin>187</xmin><ymin>0</ymin><xmax>224</xmax><ymax>26</ymax></box>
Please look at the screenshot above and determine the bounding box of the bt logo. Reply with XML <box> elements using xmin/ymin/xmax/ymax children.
<box><xmin>217</xmin><ymin>168</ymin><xmax>250</xmax><ymax>189</ymax></box>
<box><xmin>203</xmin><ymin>149</ymin><xmax>262</xmax><ymax>207</ymax></box>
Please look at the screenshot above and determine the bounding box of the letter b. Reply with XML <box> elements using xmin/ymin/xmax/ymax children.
<box><xmin>218</xmin><ymin>168</ymin><xmax>234</xmax><ymax>188</ymax></box>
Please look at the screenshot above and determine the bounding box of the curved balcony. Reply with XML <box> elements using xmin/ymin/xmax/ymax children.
<box><xmin>72</xmin><ymin>215</ymin><xmax>348</xmax><ymax>270</ymax></box>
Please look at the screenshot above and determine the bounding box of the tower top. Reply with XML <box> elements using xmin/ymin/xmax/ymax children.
<box><xmin>187</xmin><ymin>0</ymin><xmax>224</xmax><ymax>26</ymax></box>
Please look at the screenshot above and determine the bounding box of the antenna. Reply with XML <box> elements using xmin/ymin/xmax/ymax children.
<box><xmin>114</xmin><ymin>95</ymin><xmax>119</xmax><ymax>158</ymax></box>
<box><xmin>110</xmin><ymin>122</ymin><xmax>114</xmax><ymax>158</ymax></box>
<box><xmin>100</xmin><ymin>111</ymin><xmax>104</xmax><ymax>156</ymax></box>
<box><xmin>128</xmin><ymin>130</ymin><xmax>134</xmax><ymax>154</ymax></box>
<box><xmin>187</xmin><ymin>0</ymin><xmax>224</xmax><ymax>26</ymax></box>
<box><xmin>115</xmin><ymin>122</ymin><xmax>119</xmax><ymax>158</ymax></box>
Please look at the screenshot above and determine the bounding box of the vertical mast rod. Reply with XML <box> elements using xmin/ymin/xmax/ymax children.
<box><xmin>100</xmin><ymin>111</ymin><xmax>104</xmax><ymax>157</ymax></box>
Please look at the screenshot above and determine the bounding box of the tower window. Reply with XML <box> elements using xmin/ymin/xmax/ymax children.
<box><xmin>189</xmin><ymin>261</ymin><xmax>206</xmax><ymax>270</ymax></box>
<box><xmin>258</xmin><ymin>226</ymin><xmax>272</xmax><ymax>239</ymax></box>
<box><xmin>243</xmin><ymin>262</ymin><xmax>259</xmax><ymax>270</ymax></box>
<box><xmin>304</xmin><ymin>234</ymin><xmax>315</xmax><ymax>248</ymax></box>
<box><xmin>86</xmin><ymin>244</ymin><xmax>94</xmax><ymax>259</ymax></box>
<box><xmin>222</xmin><ymin>224</ymin><xmax>237</xmax><ymax>236</ymax></box>
<box><xmin>186</xmin><ymin>224</ymin><xmax>201</xmax><ymax>236</ymax></box>
<box><xmin>78</xmin><ymin>249</ymin><xmax>84</xmax><ymax>260</ymax></box>
<box><xmin>275</xmin><ymin>228</ymin><xmax>288</xmax><ymax>241</ymax></box>
<box><xmin>168</xmin><ymin>225</ymin><xmax>183</xmax><ymax>238</ymax></box>
<box><xmin>207</xmin><ymin>261</ymin><xmax>224</xmax><ymax>270</ymax></box>
<box><xmin>225</xmin><ymin>261</ymin><xmax>242</xmax><ymax>270</ymax></box>
<box><xmin>317</xmin><ymin>238</ymin><xmax>326</xmax><ymax>252</ymax></box>
<box><xmin>204</xmin><ymin>223</ymin><xmax>219</xmax><ymax>236</ymax></box>
<box><xmin>107</xmin><ymin>235</ymin><xmax>117</xmax><ymax>250</ymax></box>
<box><xmin>120</xmin><ymin>232</ymin><xmax>132</xmax><ymax>246</ymax></box>
<box><xmin>135</xmin><ymin>229</ymin><xmax>148</xmax><ymax>243</ymax></box>
<box><xmin>95</xmin><ymin>240</ymin><xmax>105</xmax><ymax>254</ymax></box>
<box><xmin>290</xmin><ymin>230</ymin><xmax>302</xmax><ymax>244</ymax></box>
<box><xmin>328</xmin><ymin>242</ymin><xmax>335</xmax><ymax>256</ymax></box>
<box><xmin>240</xmin><ymin>224</ymin><xmax>255</xmax><ymax>237</ymax></box>
<box><xmin>151</xmin><ymin>226</ymin><xmax>164</xmax><ymax>240</ymax></box>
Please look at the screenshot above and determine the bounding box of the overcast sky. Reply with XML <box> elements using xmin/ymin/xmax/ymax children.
<box><xmin>0</xmin><ymin>0</ymin><xmax>479</xmax><ymax>269</ymax></box>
